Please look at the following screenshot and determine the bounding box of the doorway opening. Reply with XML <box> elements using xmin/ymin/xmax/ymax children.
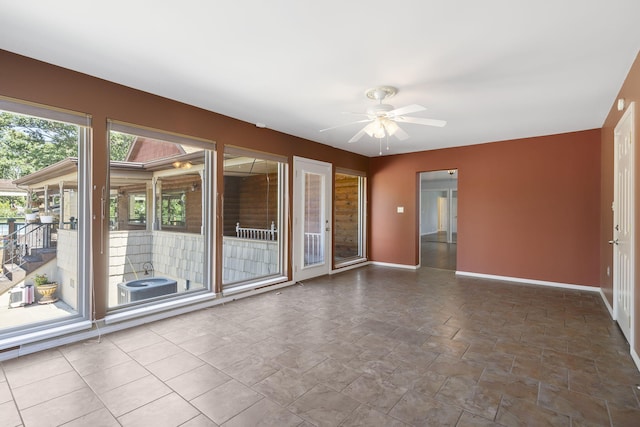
<box><xmin>420</xmin><ymin>170</ymin><xmax>457</xmax><ymax>270</ymax></box>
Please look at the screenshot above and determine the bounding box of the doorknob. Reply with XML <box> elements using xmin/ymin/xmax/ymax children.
<box><xmin>608</xmin><ymin>239</ymin><xmax>619</xmax><ymax>245</ymax></box>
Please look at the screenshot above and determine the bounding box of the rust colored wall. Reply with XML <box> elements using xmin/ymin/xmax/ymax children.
<box><xmin>600</xmin><ymin>52</ymin><xmax>640</xmax><ymax>356</ymax></box>
<box><xmin>0</xmin><ymin>49</ymin><xmax>368</xmax><ymax>317</ymax></box>
<box><xmin>370</xmin><ymin>129</ymin><xmax>601</xmax><ymax>287</ymax></box>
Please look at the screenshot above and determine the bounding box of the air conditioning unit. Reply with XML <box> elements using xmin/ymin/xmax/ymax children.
<box><xmin>117</xmin><ymin>278</ymin><xmax>177</xmax><ymax>304</ymax></box>
<box><xmin>8</xmin><ymin>284</ymin><xmax>35</xmax><ymax>308</ymax></box>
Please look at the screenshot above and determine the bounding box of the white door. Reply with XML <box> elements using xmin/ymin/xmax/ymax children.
<box><xmin>293</xmin><ymin>157</ymin><xmax>332</xmax><ymax>281</ymax></box>
<box><xmin>612</xmin><ymin>102</ymin><xmax>635</xmax><ymax>345</ymax></box>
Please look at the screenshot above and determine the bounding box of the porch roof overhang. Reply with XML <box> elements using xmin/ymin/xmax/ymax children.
<box><xmin>12</xmin><ymin>152</ymin><xmax>204</xmax><ymax>191</ymax></box>
<box><xmin>0</xmin><ymin>179</ymin><xmax>27</xmax><ymax>197</ymax></box>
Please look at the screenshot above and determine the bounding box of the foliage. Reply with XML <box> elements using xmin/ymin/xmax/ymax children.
<box><xmin>34</xmin><ymin>273</ymin><xmax>50</xmax><ymax>286</ymax></box>
<box><xmin>161</xmin><ymin>192</ymin><xmax>186</xmax><ymax>226</ymax></box>
<box><xmin>110</xmin><ymin>131</ymin><xmax>135</xmax><ymax>161</ymax></box>
<box><xmin>0</xmin><ymin>112</ymin><xmax>78</xmax><ymax>180</ymax></box>
<box><xmin>0</xmin><ymin>197</ymin><xmax>25</xmax><ymax>218</ymax></box>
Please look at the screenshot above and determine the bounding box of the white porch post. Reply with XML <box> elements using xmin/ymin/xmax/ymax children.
<box><xmin>58</xmin><ymin>182</ymin><xmax>65</xmax><ymax>228</ymax></box>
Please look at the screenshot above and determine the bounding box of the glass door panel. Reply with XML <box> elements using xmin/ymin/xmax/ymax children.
<box><xmin>304</xmin><ymin>172</ymin><xmax>324</xmax><ymax>267</ymax></box>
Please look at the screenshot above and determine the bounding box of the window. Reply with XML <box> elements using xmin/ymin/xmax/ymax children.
<box><xmin>128</xmin><ymin>193</ymin><xmax>146</xmax><ymax>224</ymax></box>
<box><xmin>223</xmin><ymin>147</ymin><xmax>287</xmax><ymax>289</ymax></box>
<box><xmin>334</xmin><ymin>170</ymin><xmax>367</xmax><ymax>266</ymax></box>
<box><xmin>107</xmin><ymin>121</ymin><xmax>214</xmax><ymax>310</ymax></box>
<box><xmin>0</xmin><ymin>96</ymin><xmax>90</xmax><ymax>345</ymax></box>
<box><xmin>160</xmin><ymin>191</ymin><xmax>186</xmax><ymax>228</ymax></box>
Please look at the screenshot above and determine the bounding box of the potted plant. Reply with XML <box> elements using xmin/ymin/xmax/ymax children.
<box><xmin>25</xmin><ymin>208</ymin><xmax>38</xmax><ymax>222</ymax></box>
<box><xmin>34</xmin><ymin>273</ymin><xmax>58</xmax><ymax>304</ymax></box>
<box><xmin>39</xmin><ymin>212</ymin><xmax>54</xmax><ymax>224</ymax></box>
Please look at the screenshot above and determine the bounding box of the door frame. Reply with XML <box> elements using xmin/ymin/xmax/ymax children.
<box><xmin>293</xmin><ymin>156</ymin><xmax>332</xmax><ymax>281</ymax></box>
<box><xmin>612</xmin><ymin>101</ymin><xmax>635</xmax><ymax>348</ymax></box>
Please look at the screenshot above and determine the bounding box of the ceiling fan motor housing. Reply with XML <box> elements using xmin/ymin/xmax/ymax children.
<box><xmin>366</xmin><ymin>103</ymin><xmax>395</xmax><ymax>117</ymax></box>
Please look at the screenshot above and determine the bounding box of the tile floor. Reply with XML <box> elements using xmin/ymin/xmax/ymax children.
<box><xmin>1</xmin><ymin>266</ymin><xmax>640</xmax><ymax>426</ymax></box>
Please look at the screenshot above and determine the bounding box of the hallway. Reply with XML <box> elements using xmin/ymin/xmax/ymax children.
<box><xmin>421</xmin><ymin>233</ymin><xmax>457</xmax><ymax>270</ymax></box>
<box><xmin>1</xmin><ymin>266</ymin><xmax>639</xmax><ymax>426</ymax></box>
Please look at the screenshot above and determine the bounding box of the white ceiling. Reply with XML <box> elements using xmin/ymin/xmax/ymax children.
<box><xmin>1</xmin><ymin>1</ymin><xmax>639</xmax><ymax>157</ymax></box>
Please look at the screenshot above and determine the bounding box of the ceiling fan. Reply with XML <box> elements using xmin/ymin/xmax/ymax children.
<box><xmin>320</xmin><ymin>86</ymin><xmax>446</xmax><ymax>150</ymax></box>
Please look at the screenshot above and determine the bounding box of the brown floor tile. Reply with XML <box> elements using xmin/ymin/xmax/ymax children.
<box><xmin>288</xmin><ymin>383</ymin><xmax>360</xmax><ymax>426</ymax></box>
<box><xmin>608</xmin><ymin>402</ymin><xmax>640</xmax><ymax>427</ymax></box>
<box><xmin>191</xmin><ymin>379</ymin><xmax>262</xmax><ymax>425</ymax></box>
<box><xmin>496</xmin><ymin>394</ymin><xmax>570</xmax><ymax>426</ymax></box>
<box><xmin>456</xmin><ymin>411</ymin><xmax>502</xmax><ymax>426</ymax></box>
<box><xmin>82</xmin><ymin>359</ymin><xmax>149</xmax><ymax>394</ymax></box>
<box><xmin>179</xmin><ymin>414</ymin><xmax>218</xmax><ymax>426</ymax></box>
<box><xmin>4</xmin><ymin>354</ymin><xmax>73</xmax><ymax>389</ymax></box>
<box><xmin>107</xmin><ymin>326</ymin><xmax>165</xmax><ymax>353</ymax></box>
<box><xmin>512</xmin><ymin>355</ymin><xmax>569</xmax><ymax>388</ymax></box>
<box><xmin>65</xmin><ymin>344</ymin><xmax>131</xmax><ymax>377</ymax></box>
<box><xmin>435</xmin><ymin>376</ymin><xmax>502</xmax><ymax>420</ymax></box>
<box><xmin>100</xmin><ymin>375</ymin><xmax>172</xmax><ymax>417</ymax></box>
<box><xmin>20</xmin><ymin>387</ymin><xmax>104</xmax><ymax>427</ymax></box>
<box><xmin>220</xmin><ymin>354</ymin><xmax>278</xmax><ymax>386</ymax></box>
<box><xmin>12</xmin><ymin>370</ymin><xmax>86</xmax><ymax>410</ymax></box>
<box><xmin>166</xmin><ymin>364</ymin><xmax>231</xmax><ymax>401</ymax></box>
<box><xmin>341</xmin><ymin>404</ymin><xmax>408</xmax><ymax>426</ymax></box>
<box><xmin>538</xmin><ymin>382</ymin><xmax>610</xmax><ymax>425</ymax></box>
<box><xmin>342</xmin><ymin>373</ymin><xmax>408</xmax><ymax>413</ymax></box>
<box><xmin>118</xmin><ymin>392</ymin><xmax>200</xmax><ymax>427</ymax></box>
<box><xmin>2</xmin><ymin>266</ymin><xmax>639</xmax><ymax>426</ymax></box>
<box><xmin>223</xmin><ymin>398</ymin><xmax>303</xmax><ymax>427</ymax></box>
<box><xmin>61</xmin><ymin>407</ymin><xmax>120</xmax><ymax>426</ymax></box>
<box><xmin>272</xmin><ymin>348</ymin><xmax>327</xmax><ymax>374</ymax></box>
<box><xmin>0</xmin><ymin>380</ymin><xmax>11</xmax><ymax>405</ymax></box>
<box><xmin>146</xmin><ymin>350</ymin><xmax>205</xmax><ymax>381</ymax></box>
<box><xmin>128</xmin><ymin>339</ymin><xmax>184</xmax><ymax>366</ymax></box>
<box><xmin>428</xmin><ymin>354</ymin><xmax>485</xmax><ymax>381</ymax></box>
<box><xmin>302</xmin><ymin>358</ymin><xmax>362</xmax><ymax>391</ymax></box>
<box><xmin>253</xmin><ymin>369</ymin><xmax>317</xmax><ymax>407</ymax></box>
<box><xmin>389</xmin><ymin>389</ymin><xmax>463</xmax><ymax>426</ymax></box>
<box><xmin>479</xmin><ymin>367</ymin><xmax>539</xmax><ymax>402</ymax></box>
<box><xmin>0</xmin><ymin>400</ymin><xmax>22</xmax><ymax>427</ymax></box>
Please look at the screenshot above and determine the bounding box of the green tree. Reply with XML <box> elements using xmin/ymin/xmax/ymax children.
<box><xmin>110</xmin><ymin>131</ymin><xmax>135</xmax><ymax>161</ymax></box>
<box><xmin>0</xmin><ymin>112</ymin><xmax>78</xmax><ymax>179</ymax></box>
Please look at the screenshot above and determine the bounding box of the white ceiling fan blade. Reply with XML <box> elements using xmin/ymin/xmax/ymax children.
<box><xmin>392</xmin><ymin>125</ymin><xmax>409</xmax><ymax>140</ymax></box>
<box><xmin>396</xmin><ymin>116</ymin><xmax>447</xmax><ymax>127</ymax></box>
<box><xmin>361</xmin><ymin>121</ymin><xmax>381</xmax><ymax>138</ymax></box>
<box><xmin>348</xmin><ymin>124</ymin><xmax>373</xmax><ymax>143</ymax></box>
<box><xmin>319</xmin><ymin>118</ymin><xmax>371</xmax><ymax>132</ymax></box>
<box><xmin>387</xmin><ymin>104</ymin><xmax>426</xmax><ymax>117</ymax></box>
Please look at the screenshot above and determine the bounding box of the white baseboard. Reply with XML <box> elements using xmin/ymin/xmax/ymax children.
<box><xmin>632</xmin><ymin>348</ymin><xmax>640</xmax><ymax>373</ymax></box>
<box><xmin>455</xmin><ymin>271</ymin><xmax>600</xmax><ymax>293</ymax></box>
<box><xmin>370</xmin><ymin>261</ymin><xmax>419</xmax><ymax>270</ymax></box>
<box><xmin>599</xmin><ymin>288</ymin><xmax>614</xmax><ymax>317</ymax></box>
<box><xmin>331</xmin><ymin>260</ymin><xmax>370</xmax><ymax>274</ymax></box>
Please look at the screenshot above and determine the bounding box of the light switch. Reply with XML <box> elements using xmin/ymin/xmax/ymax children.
<box><xmin>397</xmin><ymin>206</ymin><xmax>404</xmax><ymax>213</ymax></box>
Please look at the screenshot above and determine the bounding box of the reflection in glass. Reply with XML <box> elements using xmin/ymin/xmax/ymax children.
<box><xmin>304</xmin><ymin>172</ymin><xmax>324</xmax><ymax>267</ymax></box>
<box><xmin>222</xmin><ymin>152</ymin><xmax>284</xmax><ymax>287</ymax></box>
<box><xmin>334</xmin><ymin>172</ymin><xmax>366</xmax><ymax>264</ymax></box>
<box><xmin>108</xmin><ymin>130</ymin><xmax>207</xmax><ymax>308</ymax></box>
